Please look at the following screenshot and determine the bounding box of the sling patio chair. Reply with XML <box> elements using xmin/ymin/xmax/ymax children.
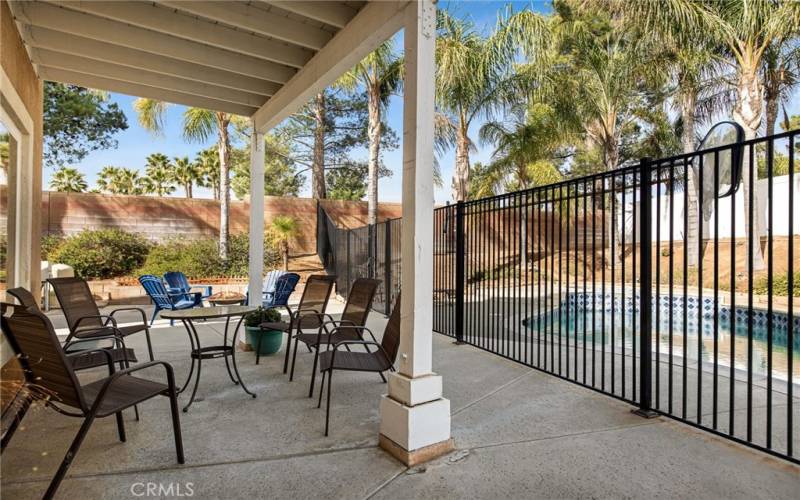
<box><xmin>317</xmin><ymin>294</ymin><xmax>401</xmax><ymax>436</ymax></box>
<box><xmin>164</xmin><ymin>271</ymin><xmax>212</xmax><ymax>306</ymax></box>
<box><xmin>139</xmin><ymin>275</ymin><xmax>200</xmax><ymax>326</ymax></box>
<box><xmin>257</xmin><ymin>274</ymin><xmax>336</xmax><ymax>377</ymax></box>
<box><xmin>48</xmin><ymin>277</ymin><xmax>155</xmax><ymax>361</ymax></box>
<box><xmin>6</xmin><ymin>287</ymin><xmax>138</xmax><ymax>372</ymax></box>
<box><xmin>290</xmin><ymin>278</ymin><xmax>380</xmax><ymax>398</ymax></box>
<box><xmin>1</xmin><ymin>306</ymin><xmax>184</xmax><ymax>500</ymax></box>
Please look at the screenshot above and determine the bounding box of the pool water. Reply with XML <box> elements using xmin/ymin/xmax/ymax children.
<box><xmin>525</xmin><ymin>306</ymin><xmax>800</xmax><ymax>382</ymax></box>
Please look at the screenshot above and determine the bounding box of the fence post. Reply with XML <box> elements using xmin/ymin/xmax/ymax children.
<box><xmin>455</xmin><ymin>201</ymin><xmax>466</xmax><ymax>344</ymax></box>
<box><xmin>636</xmin><ymin>157</ymin><xmax>658</xmax><ymax>418</ymax></box>
<box><xmin>346</xmin><ymin>229</ymin><xmax>352</xmax><ymax>298</ymax></box>
<box><xmin>384</xmin><ymin>220</ymin><xmax>393</xmax><ymax>317</ymax></box>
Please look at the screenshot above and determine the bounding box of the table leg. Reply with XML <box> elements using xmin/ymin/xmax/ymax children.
<box><xmin>178</xmin><ymin>319</ymin><xmax>197</xmax><ymax>394</ymax></box>
<box><xmin>229</xmin><ymin>315</ymin><xmax>256</xmax><ymax>399</ymax></box>
<box><xmin>222</xmin><ymin>316</ymin><xmax>239</xmax><ymax>385</ymax></box>
<box><xmin>183</xmin><ymin>320</ymin><xmax>204</xmax><ymax>413</ymax></box>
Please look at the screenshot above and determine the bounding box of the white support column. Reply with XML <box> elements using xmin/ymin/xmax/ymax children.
<box><xmin>379</xmin><ymin>0</ymin><xmax>453</xmax><ymax>465</ymax></box>
<box><xmin>247</xmin><ymin>124</ymin><xmax>265</xmax><ymax>313</ymax></box>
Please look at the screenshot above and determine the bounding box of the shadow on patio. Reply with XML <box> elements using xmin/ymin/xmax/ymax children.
<box><xmin>2</xmin><ymin>300</ymin><xmax>798</xmax><ymax>499</ymax></box>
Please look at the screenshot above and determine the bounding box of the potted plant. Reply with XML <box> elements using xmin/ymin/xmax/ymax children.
<box><xmin>244</xmin><ymin>307</ymin><xmax>283</xmax><ymax>355</ymax></box>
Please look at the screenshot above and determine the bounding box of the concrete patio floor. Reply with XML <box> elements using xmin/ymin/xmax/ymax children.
<box><xmin>2</xmin><ymin>300</ymin><xmax>798</xmax><ymax>499</ymax></box>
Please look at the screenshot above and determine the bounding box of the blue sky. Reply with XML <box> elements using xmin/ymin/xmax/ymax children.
<box><xmin>40</xmin><ymin>0</ymin><xmax>798</xmax><ymax>204</ymax></box>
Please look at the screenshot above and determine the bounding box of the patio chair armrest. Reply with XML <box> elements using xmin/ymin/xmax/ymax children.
<box><xmin>73</xmin><ymin>314</ymin><xmax>118</xmax><ymax>330</ymax></box>
<box><xmin>329</xmin><ymin>324</ymin><xmax>379</xmax><ymax>343</ymax></box>
<box><xmin>90</xmin><ymin>361</ymin><xmax>178</xmax><ymax>413</ymax></box>
<box><xmin>108</xmin><ymin>307</ymin><xmax>148</xmax><ymax>325</ymax></box>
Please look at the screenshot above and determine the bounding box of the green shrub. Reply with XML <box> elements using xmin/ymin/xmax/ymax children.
<box><xmin>137</xmin><ymin>233</ymin><xmax>279</xmax><ymax>279</ymax></box>
<box><xmin>41</xmin><ymin>234</ymin><xmax>65</xmax><ymax>260</ymax></box>
<box><xmin>753</xmin><ymin>272</ymin><xmax>800</xmax><ymax>297</ymax></box>
<box><xmin>243</xmin><ymin>307</ymin><xmax>281</xmax><ymax>327</ymax></box>
<box><xmin>50</xmin><ymin>229</ymin><xmax>150</xmax><ymax>279</ymax></box>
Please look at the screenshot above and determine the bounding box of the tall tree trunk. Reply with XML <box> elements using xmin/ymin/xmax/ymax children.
<box><xmin>186</xmin><ymin>182</ymin><xmax>192</xmax><ymax>199</ymax></box>
<box><xmin>367</xmin><ymin>83</ymin><xmax>381</xmax><ymax>227</ymax></box>
<box><xmin>681</xmin><ymin>89</ymin><xmax>701</xmax><ymax>268</ymax></box>
<box><xmin>732</xmin><ymin>67</ymin><xmax>766</xmax><ymax>271</ymax></box>
<box><xmin>366</xmin><ymin>82</ymin><xmax>382</xmax><ymax>279</ymax></box>
<box><xmin>765</xmin><ymin>85</ymin><xmax>779</xmax><ymax>137</ymax></box>
<box><xmin>312</xmin><ymin>92</ymin><xmax>327</xmax><ymax>200</ymax></box>
<box><xmin>453</xmin><ymin>119</ymin><xmax>470</xmax><ymax>202</ymax></box>
<box><xmin>217</xmin><ymin>112</ymin><xmax>231</xmax><ymax>261</ymax></box>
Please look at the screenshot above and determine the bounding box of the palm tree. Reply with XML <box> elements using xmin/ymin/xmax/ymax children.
<box><xmin>479</xmin><ymin>103</ymin><xmax>567</xmax><ymax>193</ymax></box>
<box><xmin>172</xmin><ymin>156</ymin><xmax>200</xmax><ymax>198</ymax></box>
<box><xmin>141</xmin><ymin>153</ymin><xmax>176</xmax><ymax>197</ymax></box>
<box><xmin>135</xmin><ymin>99</ymin><xmax>245</xmax><ymax>260</ymax></box>
<box><xmin>517</xmin><ymin>5</ymin><xmax>665</xmax><ymax>174</ymax></box>
<box><xmin>50</xmin><ymin>166</ymin><xmax>88</xmax><ymax>192</ymax></box>
<box><xmin>435</xmin><ymin>8</ymin><xmax>547</xmax><ymax>201</ymax></box>
<box><xmin>271</xmin><ymin>215</ymin><xmax>297</xmax><ymax>271</ymax></box>
<box><xmin>196</xmin><ymin>148</ymin><xmax>221</xmax><ymax>200</ymax></box>
<box><xmin>618</xmin><ymin>0</ymin><xmax>800</xmax><ymax>270</ymax></box>
<box><xmin>763</xmin><ymin>42</ymin><xmax>800</xmax><ymax>136</ymax></box>
<box><xmin>338</xmin><ymin>41</ymin><xmax>403</xmax><ymax>227</ymax></box>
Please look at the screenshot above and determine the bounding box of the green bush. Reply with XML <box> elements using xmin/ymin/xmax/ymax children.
<box><xmin>753</xmin><ymin>272</ymin><xmax>800</xmax><ymax>297</ymax></box>
<box><xmin>50</xmin><ymin>229</ymin><xmax>150</xmax><ymax>279</ymax></box>
<box><xmin>137</xmin><ymin>233</ymin><xmax>279</xmax><ymax>279</ymax></box>
<box><xmin>41</xmin><ymin>234</ymin><xmax>65</xmax><ymax>260</ymax></box>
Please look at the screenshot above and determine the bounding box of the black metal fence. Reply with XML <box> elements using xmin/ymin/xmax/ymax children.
<box><xmin>317</xmin><ymin>203</ymin><xmax>401</xmax><ymax>315</ymax></box>
<box><xmin>317</xmin><ymin>129</ymin><xmax>799</xmax><ymax>464</ymax></box>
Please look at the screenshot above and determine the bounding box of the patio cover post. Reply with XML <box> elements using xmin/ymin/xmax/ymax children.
<box><xmin>378</xmin><ymin>0</ymin><xmax>453</xmax><ymax>465</ymax></box>
<box><xmin>247</xmin><ymin>124</ymin><xmax>265</xmax><ymax>310</ymax></box>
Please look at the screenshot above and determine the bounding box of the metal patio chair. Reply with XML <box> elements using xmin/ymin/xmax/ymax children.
<box><xmin>318</xmin><ymin>294</ymin><xmax>401</xmax><ymax>436</ymax></box>
<box><xmin>48</xmin><ymin>277</ymin><xmax>155</xmax><ymax>361</ymax></box>
<box><xmin>290</xmin><ymin>278</ymin><xmax>380</xmax><ymax>398</ymax></box>
<box><xmin>138</xmin><ymin>275</ymin><xmax>199</xmax><ymax>326</ymax></box>
<box><xmin>1</xmin><ymin>306</ymin><xmax>184</xmax><ymax>500</ymax></box>
<box><xmin>257</xmin><ymin>274</ymin><xmax>336</xmax><ymax>377</ymax></box>
<box><xmin>6</xmin><ymin>287</ymin><xmax>138</xmax><ymax>372</ymax></box>
<box><xmin>164</xmin><ymin>271</ymin><xmax>211</xmax><ymax>306</ymax></box>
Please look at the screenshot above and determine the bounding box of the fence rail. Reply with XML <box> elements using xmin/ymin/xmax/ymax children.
<box><xmin>317</xmin><ymin>128</ymin><xmax>799</xmax><ymax>464</ymax></box>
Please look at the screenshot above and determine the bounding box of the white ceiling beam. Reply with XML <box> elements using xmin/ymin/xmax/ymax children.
<box><xmin>15</xmin><ymin>2</ymin><xmax>296</xmax><ymax>83</ymax></box>
<box><xmin>23</xmin><ymin>26</ymin><xmax>281</xmax><ymax>96</ymax></box>
<box><xmin>161</xmin><ymin>0</ymin><xmax>333</xmax><ymax>51</ymax></box>
<box><xmin>33</xmin><ymin>48</ymin><xmax>268</xmax><ymax>108</ymax></box>
<box><xmin>39</xmin><ymin>67</ymin><xmax>259</xmax><ymax>116</ymax></box>
<box><xmin>253</xmin><ymin>1</ymin><xmax>409</xmax><ymax>132</ymax></box>
<box><xmin>55</xmin><ymin>1</ymin><xmax>312</xmax><ymax>69</ymax></box>
<box><xmin>265</xmin><ymin>1</ymin><xmax>358</xmax><ymax>29</ymax></box>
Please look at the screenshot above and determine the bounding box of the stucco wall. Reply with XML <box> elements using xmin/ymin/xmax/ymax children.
<box><xmin>39</xmin><ymin>192</ymin><xmax>402</xmax><ymax>254</ymax></box>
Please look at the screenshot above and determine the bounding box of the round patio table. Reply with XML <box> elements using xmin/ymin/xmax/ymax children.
<box><xmin>161</xmin><ymin>305</ymin><xmax>257</xmax><ymax>412</ymax></box>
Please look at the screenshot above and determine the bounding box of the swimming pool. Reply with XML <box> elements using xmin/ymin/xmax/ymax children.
<box><xmin>524</xmin><ymin>292</ymin><xmax>800</xmax><ymax>382</ymax></box>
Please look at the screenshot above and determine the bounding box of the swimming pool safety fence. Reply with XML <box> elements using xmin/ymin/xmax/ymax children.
<box><xmin>317</xmin><ymin>128</ymin><xmax>799</xmax><ymax>464</ymax></box>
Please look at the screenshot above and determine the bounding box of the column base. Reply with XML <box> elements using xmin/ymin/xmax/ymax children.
<box><xmin>379</xmin><ymin>434</ymin><xmax>455</xmax><ymax>467</ymax></box>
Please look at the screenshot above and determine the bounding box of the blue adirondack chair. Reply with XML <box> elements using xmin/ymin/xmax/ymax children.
<box><xmin>139</xmin><ymin>275</ymin><xmax>199</xmax><ymax>326</ymax></box>
<box><xmin>164</xmin><ymin>271</ymin><xmax>211</xmax><ymax>306</ymax></box>
<box><xmin>262</xmin><ymin>270</ymin><xmax>287</xmax><ymax>305</ymax></box>
<box><xmin>265</xmin><ymin>273</ymin><xmax>300</xmax><ymax>308</ymax></box>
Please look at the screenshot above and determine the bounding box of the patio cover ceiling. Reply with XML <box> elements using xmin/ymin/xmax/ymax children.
<box><xmin>8</xmin><ymin>1</ymin><xmax>408</xmax><ymax>130</ymax></box>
